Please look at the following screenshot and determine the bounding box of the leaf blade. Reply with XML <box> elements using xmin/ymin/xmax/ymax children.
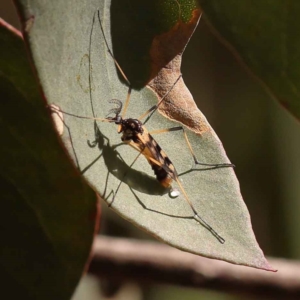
<box><xmin>15</xmin><ymin>0</ymin><xmax>274</xmax><ymax>271</ymax></box>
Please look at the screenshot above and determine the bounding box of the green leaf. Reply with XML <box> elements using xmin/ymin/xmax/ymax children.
<box><xmin>199</xmin><ymin>0</ymin><xmax>300</xmax><ymax>120</ymax></box>
<box><xmin>0</xmin><ymin>19</ymin><xmax>99</xmax><ymax>300</ymax></box>
<box><xmin>15</xmin><ymin>0</ymin><xmax>274</xmax><ymax>271</ymax></box>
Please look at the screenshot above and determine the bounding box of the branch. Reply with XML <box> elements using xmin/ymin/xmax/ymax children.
<box><xmin>88</xmin><ymin>236</ymin><xmax>300</xmax><ymax>299</ymax></box>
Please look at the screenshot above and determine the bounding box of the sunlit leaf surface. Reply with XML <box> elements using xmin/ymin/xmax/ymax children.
<box><xmin>15</xmin><ymin>0</ymin><xmax>274</xmax><ymax>270</ymax></box>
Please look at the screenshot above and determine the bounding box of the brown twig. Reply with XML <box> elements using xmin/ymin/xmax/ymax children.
<box><xmin>88</xmin><ymin>236</ymin><xmax>300</xmax><ymax>299</ymax></box>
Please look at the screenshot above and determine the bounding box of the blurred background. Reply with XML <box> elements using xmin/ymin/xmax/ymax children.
<box><xmin>1</xmin><ymin>1</ymin><xmax>300</xmax><ymax>299</ymax></box>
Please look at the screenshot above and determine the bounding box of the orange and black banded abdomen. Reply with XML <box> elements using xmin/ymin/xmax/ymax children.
<box><xmin>143</xmin><ymin>133</ymin><xmax>177</xmax><ymax>188</ymax></box>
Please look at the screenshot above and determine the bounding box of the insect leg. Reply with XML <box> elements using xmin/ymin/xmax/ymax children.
<box><xmin>96</xmin><ymin>10</ymin><xmax>132</xmax><ymax>118</ymax></box>
<box><xmin>109</xmin><ymin>151</ymin><xmax>143</xmax><ymax>207</ymax></box>
<box><xmin>49</xmin><ymin>105</ymin><xmax>111</xmax><ymax>123</ymax></box>
<box><xmin>121</xmin><ymin>86</ymin><xmax>132</xmax><ymax>118</ymax></box>
<box><xmin>50</xmin><ymin>105</ymin><xmax>80</xmax><ymax>169</ymax></box>
<box><xmin>128</xmin><ymin>139</ymin><xmax>225</xmax><ymax>243</ymax></box>
<box><xmin>96</xmin><ymin>10</ymin><xmax>130</xmax><ymax>87</ymax></box>
<box><xmin>148</xmin><ymin>158</ymin><xmax>226</xmax><ymax>243</ymax></box>
<box><xmin>138</xmin><ymin>75</ymin><xmax>182</xmax><ymax>123</ymax></box>
<box><xmin>149</xmin><ymin>127</ymin><xmax>234</xmax><ymax>170</ymax></box>
<box><xmin>174</xmin><ymin>177</ymin><xmax>225</xmax><ymax>244</ymax></box>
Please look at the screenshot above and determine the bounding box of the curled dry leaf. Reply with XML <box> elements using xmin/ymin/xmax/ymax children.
<box><xmin>148</xmin><ymin>8</ymin><xmax>209</xmax><ymax>134</ymax></box>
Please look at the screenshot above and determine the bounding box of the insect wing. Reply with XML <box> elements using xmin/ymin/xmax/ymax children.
<box><xmin>136</xmin><ymin>130</ymin><xmax>177</xmax><ymax>181</ymax></box>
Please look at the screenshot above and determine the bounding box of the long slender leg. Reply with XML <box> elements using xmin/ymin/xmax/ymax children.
<box><xmin>174</xmin><ymin>177</ymin><xmax>225</xmax><ymax>244</ymax></box>
<box><xmin>149</xmin><ymin>127</ymin><xmax>234</xmax><ymax>169</ymax></box>
<box><xmin>109</xmin><ymin>151</ymin><xmax>143</xmax><ymax>207</ymax></box>
<box><xmin>121</xmin><ymin>86</ymin><xmax>132</xmax><ymax>118</ymax></box>
<box><xmin>97</xmin><ymin>10</ymin><xmax>130</xmax><ymax>87</ymax></box>
<box><xmin>50</xmin><ymin>105</ymin><xmax>81</xmax><ymax>169</ymax></box>
<box><xmin>96</xmin><ymin>10</ymin><xmax>132</xmax><ymax>118</ymax></box>
<box><xmin>57</xmin><ymin>10</ymin><xmax>132</xmax><ymax>123</ymax></box>
<box><xmin>49</xmin><ymin>105</ymin><xmax>111</xmax><ymax>123</ymax></box>
<box><xmin>138</xmin><ymin>75</ymin><xmax>182</xmax><ymax>123</ymax></box>
<box><xmin>126</xmin><ymin>140</ymin><xmax>225</xmax><ymax>243</ymax></box>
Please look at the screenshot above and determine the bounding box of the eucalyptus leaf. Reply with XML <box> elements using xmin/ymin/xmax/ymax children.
<box><xmin>0</xmin><ymin>18</ymin><xmax>98</xmax><ymax>300</ymax></box>
<box><xmin>199</xmin><ymin>0</ymin><xmax>300</xmax><ymax>120</ymax></box>
<box><xmin>15</xmin><ymin>0</ymin><xmax>274</xmax><ymax>270</ymax></box>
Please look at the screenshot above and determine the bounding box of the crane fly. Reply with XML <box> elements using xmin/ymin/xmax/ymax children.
<box><xmin>51</xmin><ymin>9</ymin><xmax>234</xmax><ymax>244</ymax></box>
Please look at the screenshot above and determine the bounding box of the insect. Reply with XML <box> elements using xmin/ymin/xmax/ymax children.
<box><xmin>52</xmin><ymin>9</ymin><xmax>234</xmax><ymax>244</ymax></box>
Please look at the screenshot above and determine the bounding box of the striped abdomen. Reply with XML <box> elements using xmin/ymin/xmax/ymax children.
<box><xmin>139</xmin><ymin>133</ymin><xmax>177</xmax><ymax>188</ymax></box>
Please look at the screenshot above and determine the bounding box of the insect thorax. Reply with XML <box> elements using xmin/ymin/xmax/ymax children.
<box><xmin>120</xmin><ymin>118</ymin><xmax>144</xmax><ymax>142</ymax></box>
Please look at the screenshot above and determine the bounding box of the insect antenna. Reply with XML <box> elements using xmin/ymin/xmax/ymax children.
<box><xmin>107</xmin><ymin>99</ymin><xmax>123</xmax><ymax>116</ymax></box>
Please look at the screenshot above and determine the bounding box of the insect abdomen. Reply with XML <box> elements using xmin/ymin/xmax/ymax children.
<box><xmin>143</xmin><ymin>133</ymin><xmax>177</xmax><ymax>188</ymax></box>
<box><xmin>150</xmin><ymin>162</ymin><xmax>173</xmax><ymax>188</ymax></box>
